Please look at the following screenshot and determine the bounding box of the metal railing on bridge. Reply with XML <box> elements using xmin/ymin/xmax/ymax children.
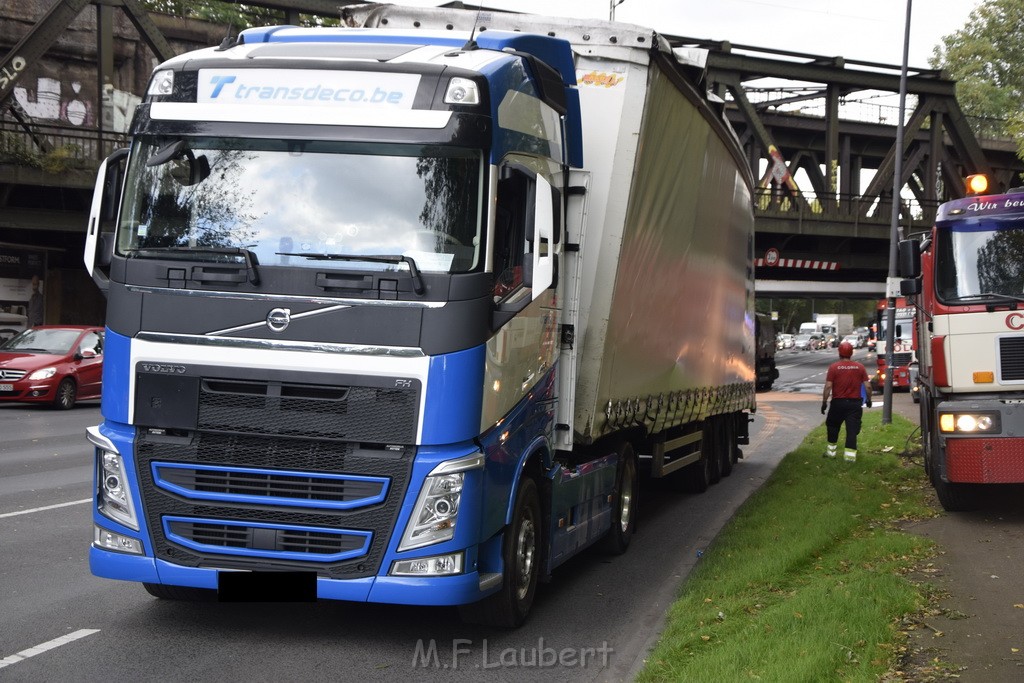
<box><xmin>754</xmin><ymin>187</ymin><xmax>940</xmax><ymax>235</ymax></box>
<box><xmin>0</xmin><ymin>117</ymin><xmax>126</xmax><ymax>173</ymax></box>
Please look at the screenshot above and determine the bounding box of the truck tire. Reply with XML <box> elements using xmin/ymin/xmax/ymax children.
<box><xmin>600</xmin><ymin>442</ymin><xmax>638</xmax><ymax>555</ymax></box>
<box><xmin>143</xmin><ymin>582</ymin><xmax>215</xmax><ymax>601</ymax></box>
<box><xmin>682</xmin><ymin>425</ymin><xmax>717</xmax><ymax>493</ymax></box>
<box><xmin>930</xmin><ymin>466</ymin><xmax>980</xmax><ymax>512</ymax></box>
<box><xmin>719</xmin><ymin>416</ymin><xmax>735</xmax><ymax>478</ymax></box>
<box><xmin>707</xmin><ymin>421</ymin><xmax>723</xmax><ymax>485</ymax></box>
<box><xmin>459</xmin><ymin>477</ymin><xmax>541</xmax><ymax>628</ymax></box>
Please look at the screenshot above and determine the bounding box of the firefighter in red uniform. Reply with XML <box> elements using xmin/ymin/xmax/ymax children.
<box><xmin>821</xmin><ymin>341</ymin><xmax>872</xmax><ymax>462</ymax></box>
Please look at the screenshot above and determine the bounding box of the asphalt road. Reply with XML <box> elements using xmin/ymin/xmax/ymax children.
<box><xmin>0</xmin><ymin>390</ymin><xmax>818</xmax><ymax>682</ymax></box>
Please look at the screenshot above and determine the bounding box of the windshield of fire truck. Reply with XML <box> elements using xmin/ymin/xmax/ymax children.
<box><xmin>934</xmin><ymin>218</ymin><xmax>1024</xmax><ymax>302</ymax></box>
<box><xmin>116</xmin><ymin>137</ymin><xmax>483</xmax><ymax>273</ymax></box>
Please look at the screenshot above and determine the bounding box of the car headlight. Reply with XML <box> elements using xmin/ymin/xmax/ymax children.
<box><xmin>938</xmin><ymin>412</ymin><xmax>1001</xmax><ymax>434</ymax></box>
<box><xmin>88</xmin><ymin>426</ymin><xmax>139</xmax><ymax>530</ymax></box>
<box><xmin>398</xmin><ymin>452</ymin><xmax>483</xmax><ymax>551</ymax></box>
<box><xmin>28</xmin><ymin>367</ymin><xmax>57</xmax><ymax>380</ymax></box>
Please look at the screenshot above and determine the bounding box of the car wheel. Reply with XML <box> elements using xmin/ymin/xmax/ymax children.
<box><xmin>53</xmin><ymin>378</ymin><xmax>77</xmax><ymax>410</ymax></box>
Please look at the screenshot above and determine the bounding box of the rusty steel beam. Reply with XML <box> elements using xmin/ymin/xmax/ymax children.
<box><xmin>0</xmin><ymin>0</ymin><xmax>92</xmax><ymax>106</ymax></box>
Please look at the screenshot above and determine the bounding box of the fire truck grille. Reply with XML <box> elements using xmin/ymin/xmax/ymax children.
<box><xmin>891</xmin><ymin>352</ymin><xmax>913</xmax><ymax>366</ymax></box>
<box><xmin>999</xmin><ymin>337</ymin><xmax>1024</xmax><ymax>381</ymax></box>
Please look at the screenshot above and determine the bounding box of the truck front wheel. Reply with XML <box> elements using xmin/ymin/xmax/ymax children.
<box><xmin>931</xmin><ymin>471</ymin><xmax>980</xmax><ymax>512</ymax></box>
<box><xmin>459</xmin><ymin>477</ymin><xmax>541</xmax><ymax>628</ymax></box>
<box><xmin>600</xmin><ymin>442</ymin><xmax>638</xmax><ymax>554</ymax></box>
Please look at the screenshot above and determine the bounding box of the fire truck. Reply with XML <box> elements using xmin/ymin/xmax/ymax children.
<box><xmin>899</xmin><ymin>174</ymin><xmax>1024</xmax><ymax>510</ymax></box>
<box><xmin>870</xmin><ymin>298</ymin><xmax>916</xmax><ymax>392</ymax></box>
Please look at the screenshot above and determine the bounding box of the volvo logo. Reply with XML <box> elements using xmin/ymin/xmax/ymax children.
<box><xmin>267</xmin><ymin>307</ymin><xmax>291</xmax><ymax>332</ymax></box>
<box><xmin>140</xmin><ymin>363</ymin><xmax>186</xmax><ymax>374</ymax></box>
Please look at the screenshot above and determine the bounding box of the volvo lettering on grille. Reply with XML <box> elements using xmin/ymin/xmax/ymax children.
<box><xmin>140</xmin><ymin>363</ymin><xmax>186</xmax><ymax>374</ymax></box>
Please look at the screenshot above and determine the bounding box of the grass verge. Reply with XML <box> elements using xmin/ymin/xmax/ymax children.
<box><xmin>637</xmin><ymin>411</ymin><xmax>938</xmax><ymax>682</ymax></box>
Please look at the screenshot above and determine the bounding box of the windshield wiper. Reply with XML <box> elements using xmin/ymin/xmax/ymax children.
<box><xmin>949</xmin><ymin>292</ymin><xmax>1024</xmax><ymax>304</ymax></box>
<box><xmin>276</xmin><ymin>252</ymin><xmax>425</xmax><ymax>295</ymax></box>
<box><xmin>127</xmin><ymin>247</ymin><xmax>260</xmax><ymax>285</ymax></box>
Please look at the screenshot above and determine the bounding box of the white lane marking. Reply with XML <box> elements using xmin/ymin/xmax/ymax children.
<box><xmin>0</xmin><ymin>629</ymin><xmax>101</xmax><ymax>669</ymax></box>
<box><xmin>0</xmin><ymin>498</ymin><xmax>91</xmax><ymax>519</ymax></box>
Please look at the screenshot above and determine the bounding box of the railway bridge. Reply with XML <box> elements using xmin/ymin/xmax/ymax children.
<box><xmin>1</xmin><ymin>0</ymin><xmax>1021</xmax><ymax>321</ymax></box>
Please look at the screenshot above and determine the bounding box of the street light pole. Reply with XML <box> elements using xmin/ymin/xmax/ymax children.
<box><xmin>609</xmin><ymin>0</ymin><xmax>626</xmax><ymax>21</ymax></box>
<box><xmin>882</xmin><ymin>0</ymin><xmax>912</xmax><ymax>425</ymax></box>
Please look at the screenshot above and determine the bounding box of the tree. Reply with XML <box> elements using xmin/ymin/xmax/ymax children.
<box><xmin>138</xmin><ymin>1</ymin><xmax>339</xmax><ymax>30</ymax></box>
<box><xmin>930</xmin><ymin>0</ymin><xmax>1024</xmax><ymax>156</ymax></box>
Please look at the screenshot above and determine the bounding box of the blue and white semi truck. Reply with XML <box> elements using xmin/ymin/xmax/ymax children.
<box><xmin>83</xmin><ymin>4</ymin><xmax>756</xmax><ymax>626</ymax></box>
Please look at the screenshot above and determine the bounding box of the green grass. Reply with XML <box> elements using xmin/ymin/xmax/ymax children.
<box><xmin>638</xmin><ymin>412</ymin><xmax>937</xmax><ymax>682</ymax></box>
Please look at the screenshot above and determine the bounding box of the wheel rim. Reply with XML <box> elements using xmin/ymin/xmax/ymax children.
<box><xmin>619</xmin><ymin>467</ymin><xmax>634</xmax><ymax>533</ymax></box>
<box><xmin>58</xmin><ymin>381</ymin><xmax>74</xmax><ymax>407</ymax></box>
<box><xmin>514</xmin><ymin>515</ymin><xmax>536</xmax><ymax>601</ymax></box>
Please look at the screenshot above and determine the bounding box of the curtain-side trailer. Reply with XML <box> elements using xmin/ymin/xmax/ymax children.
<box><xmin>83</xmin><ymin>4</ymin><xmax>756</xmax><ymax>626</ymax></box>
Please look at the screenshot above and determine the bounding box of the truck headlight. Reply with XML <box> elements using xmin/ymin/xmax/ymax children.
<box><xmin>444</xmin><ymin>77</ymin><xmax>479</xmax><ymax>105</ymax></box>
<box><xmin>148</xmin><ymin>69</ymin><xmax>174</xmax><ymax>96</ymax></box>
<box><xmin>398</xmin><ymin>452</ymin><xmax>483</xmax><ymax>551</ymax></box>
<box><xmin>938</xmin><ymin>412</ymin><xmax>1001</xmax><ymax>434</ymax></box>
<box><xmin>391</xmin><ymin>552</ymin><xmax>464</xmax><ymax>576</ymax></box>
<box><xmin>88</xmin><ymin>426</ymin><xmax>139</xmax><ymax>530</ymax></box>
<box><xmin>28</xmin><ymin>367</ymin><xmax>56</xmax><ymax>380</ymax></box>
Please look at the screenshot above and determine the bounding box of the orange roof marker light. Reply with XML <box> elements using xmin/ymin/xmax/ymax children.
<box><xmin>966</xmin><ymin>173</ymin><xmax>989</xmax><ymax>195</ymax></box>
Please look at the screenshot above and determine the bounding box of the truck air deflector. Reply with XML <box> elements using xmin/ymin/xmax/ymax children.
<box><xmin>162</xmin><ymin>516</ymin><xmax>373</xmax><ymax>563</ymax></box>
<box><xmin>421</xmin><ymin>344</ymin><xmax>486</xmax><ymax>445</ymax></box>
<box><xmin>151</xmin><ymin>462</ymin><xmax>390</xmax><ymax>510</ymax></box>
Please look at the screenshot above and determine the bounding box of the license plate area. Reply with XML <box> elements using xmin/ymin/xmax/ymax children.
<box><xmin>0</xmin><ymin>383</ymin><xmax>13</xmax><ymax>392</ymax></box>
<box><xmin>217</xmin><ymin>570</ymin><xmax>317</xmax><ymax>602</ymax></box>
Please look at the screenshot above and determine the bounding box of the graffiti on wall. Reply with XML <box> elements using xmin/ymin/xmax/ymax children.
<box><xmin>13</xmin><ymin>76</ymin><xmax>141</xmax><ymax>132</ymax></box>
<box><xmin>14</xmin><ymin>76</ymin><xmax>94</xmax><ymax>126</ymax></box>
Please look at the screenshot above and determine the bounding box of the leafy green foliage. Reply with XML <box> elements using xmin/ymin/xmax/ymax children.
<box><xmin>930</xmin><ymin>0</ymin><xmax>1024</xmax><ymax>152</ymax></box>
<box><xmin>638</xmin><ymin>412</ymin><xmax>939</xmax><ymax>681</ymax></box>
<box><xmin>138</xmin><ymin>1</ymin><xmax>339</xmax><ymax>29</ymax></box>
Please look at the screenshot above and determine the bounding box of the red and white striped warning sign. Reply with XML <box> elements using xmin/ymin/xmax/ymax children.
<box><xmin>755</xmin><ymin>257</ymin><xmax>839</xmax><ymax>270</ymax></box>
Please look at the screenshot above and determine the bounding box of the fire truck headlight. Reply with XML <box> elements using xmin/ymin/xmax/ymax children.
<box><xmin>398</xmin><ymin>453</ymin><xmax>483</xmax><ymax>551</ymax></box>
<box><xmin>939</xmin><ymin>412</ymin><xmax>1001</xmax><ymax>434</ymax></box>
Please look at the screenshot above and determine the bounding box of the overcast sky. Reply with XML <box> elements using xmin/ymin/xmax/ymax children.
<box><xmin>401</xmin><ymin>0</ymin><xmax>982</xmax><ymax>69</ymax></box>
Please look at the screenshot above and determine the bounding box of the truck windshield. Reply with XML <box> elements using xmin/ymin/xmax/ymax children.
<box><xmin>116</xmin><ymin>137</ymin><xmax>483</xmax><ymax>273</ymax></box>
<box><xmin>935</xmin><ymin>219</ymin><xmax>1024</xmax><ymax>302</ymax></box>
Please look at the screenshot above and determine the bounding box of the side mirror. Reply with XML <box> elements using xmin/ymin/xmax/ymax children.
<box><xmin>85</xmin><ymin>147</ymin><xmax>129</xmax><ymax>294</ymax></box>
<box><xmin>79</xmin><ymin>349</ymin><xmax>97</xmax><ymax>359</ymax></box>
<box><xmin>897</xmin><ymin>239</ymin><xmax>921</xmax><ymax>279</ymax></box>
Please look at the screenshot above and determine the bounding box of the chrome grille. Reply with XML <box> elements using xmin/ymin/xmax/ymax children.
<box><xmin>0</xmin><ymin>369</ymin><xmax>26</xmax><ymax>381</ymax></box>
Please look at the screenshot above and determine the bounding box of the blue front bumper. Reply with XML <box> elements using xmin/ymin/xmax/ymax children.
<box><xmin>90</xmin><ymin>545</ymin><xmax>494</xmax><ymax>605</ymax></box>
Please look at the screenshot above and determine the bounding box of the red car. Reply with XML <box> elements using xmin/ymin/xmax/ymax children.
<box><xmin>0</xmin><ymin>325</ymin><xmax>104</xmax><ymax>409</ymax></box>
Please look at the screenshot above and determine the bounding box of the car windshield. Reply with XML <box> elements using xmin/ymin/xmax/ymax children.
<box><xmin>795</xmin><ymin>335</ymin><xmax>811</xmax><ymax>343</ymax></box>
<box><xmin>1</xmin><ymin>328</ymin><xmax>80</xmax><ymax>354</ymax></box>
<box><xmin>116</xmin><ymin>137</ymin><xmax>484</xmax><ymax>273</ymax></box>
<box><xmin>935</xmin><ymin>218</ymin><xmax>1024</xmax><ymax>302</ymax></box>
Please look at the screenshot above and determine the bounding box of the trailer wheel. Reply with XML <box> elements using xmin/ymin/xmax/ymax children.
<box><xmin>143</xmin><ymin>582</ymin><xmax>215</xmax><ymax>601</ymax></box>
<box><xmin>707</xmin><ymin>421</ymin><xmax>723</xmax><ymax>485</ymax></box>
<box><xmin>600</xmin><ymin>442</ymin><xmax>638</xmax><ymax>555</ymax></box>
<box><xmin>719</xmin><ymin>417</ymin><xmax>735</xmax><ymax>478</ymax></box>
<box><xmin>682</xmin><ymin>425</ymin><xmax>716</xmax><ymax>493</ymax></box>
<box><xmin>458</xmin><ymin>477</ymin><xmax>540</xmax><ymax>628</ymax></box>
